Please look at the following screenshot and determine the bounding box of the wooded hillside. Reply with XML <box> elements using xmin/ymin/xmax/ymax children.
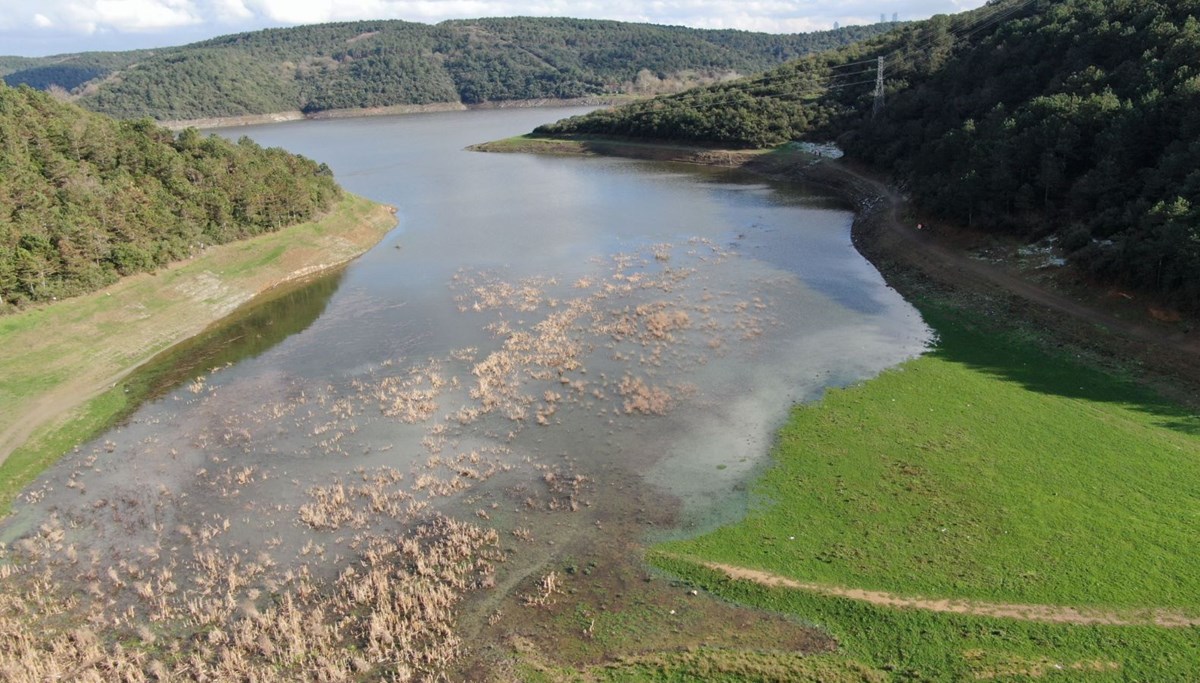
<box><xmin>538</xmin><ymin>0</ymin><xmax>1200</xmax><ymax>309</ymax></box>
<box><xmin>1</xmin><ymin>18</ymin><xmax>897</xmax><ymax>120</ymax></box>
<box><xmin>0</xmin><ymin>82</ymin><xmax>342</xmax><ymax>311</ymax></box>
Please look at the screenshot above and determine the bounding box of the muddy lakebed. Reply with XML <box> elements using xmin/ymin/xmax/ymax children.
<box><xmin>0</xmin><ymin>108</ymin><xmax>931</xmax><ymax>679</ymax></box>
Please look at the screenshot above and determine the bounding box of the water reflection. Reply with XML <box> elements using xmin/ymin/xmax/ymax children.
<box><xmin>123</xmin><ymin>270</ymin><xmax>346</xmax><ymax>407</ymax></box>
<box><xmin>12</xmin><ymin>105</ymin><xmax>932</xmax><ymax>535</ymax></box>
<box><xmin>0</xmin><ymin>107</ymin><xmax>932</xmax><ymax>679</ymax></box>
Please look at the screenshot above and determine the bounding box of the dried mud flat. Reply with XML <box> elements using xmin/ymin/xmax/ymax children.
<box><xmin>0</xmin><ymin>238</ymin><xmax>809</xmax><ymax>680</ymax></box>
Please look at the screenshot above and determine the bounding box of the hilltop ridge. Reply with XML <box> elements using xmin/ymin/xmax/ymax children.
<box><xmin>1</xmin><ymin>18</ymin><xmax>898</xmax><ymax>122</ymax></box>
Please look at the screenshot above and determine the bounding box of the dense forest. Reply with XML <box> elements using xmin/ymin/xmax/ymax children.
<box><xmin>1</xmin><ymin>18</ymin><xmax>897</xmax><ymax>120</ymax></box>
<box><xmin>538</xmin><ymin>0</ymin><xmax>1200</xmax><ymax>309</ymax></box>
<box><xmin>0</xmin><ymin>82</ymin><xmax>342</xmax><ymax>311</ymax></box>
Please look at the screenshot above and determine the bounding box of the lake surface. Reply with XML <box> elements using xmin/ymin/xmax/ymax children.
<box><xmin>1</xmin><ymin>108</ymin><xmax>931</xmax><ymax>673</ymax></box>
<box><xmin>209</xmin><ymin>107</ymin><xmax>930</xmax><ymax>520</ymax></box>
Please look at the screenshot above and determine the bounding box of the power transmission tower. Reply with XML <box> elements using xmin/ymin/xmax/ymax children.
<box><xmin>873</xmin><ymin>56</ymin><xmax>885</xmax><ymax>118</ymax></box>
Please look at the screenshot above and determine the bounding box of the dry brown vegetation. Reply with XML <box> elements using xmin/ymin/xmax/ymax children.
<box><xmin>0</xmin><ymin>239</ymin><xmax>784</xmax><ymax>680</ymax></box>
<box><xmin>1</xmin><ymin>512</ymin><xmax>499</xmax><ymax>681</ymax></box>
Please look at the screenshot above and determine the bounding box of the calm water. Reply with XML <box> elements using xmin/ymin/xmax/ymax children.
<box><xmin>4</xmin><ymin>107</ymin><xmax>930</xmax><ymax>561</ymax></box>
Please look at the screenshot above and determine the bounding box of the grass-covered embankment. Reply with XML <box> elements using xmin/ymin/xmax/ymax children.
<box><xmin>646</xmin><ymin>304</ymin><xmax>1200</xmax><ymax>679</ymax></box>
<box><xmin>0</xmin><ymin>194</ymin><xmax>396</xmax><ymax>514</ymax></box>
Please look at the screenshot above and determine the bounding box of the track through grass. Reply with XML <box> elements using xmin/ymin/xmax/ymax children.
<box><xmin>639</xmin><ymin>303</ymin><xmax>1200</xmax><ymax>679</ymax></box>
<box><xmin>658</xmin><ymin>304</ymin><xmax>1200</xmax><ymax>611</ymax></box>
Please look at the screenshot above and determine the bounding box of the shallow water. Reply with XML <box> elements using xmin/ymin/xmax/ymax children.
<box><xmin>7</xmin><ymin>104</ymin><xmax>933</xmax><ymax>542</ymax></box>
<box><xmin>0</xmin><ymin>107</ymin><xmax>931</xmax><ymax>674</ymax></box>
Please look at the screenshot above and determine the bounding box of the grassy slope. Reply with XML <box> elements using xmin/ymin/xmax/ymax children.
<box><xmin>659</xmin><ymin>304</ymin><xmax>1200</xmax><ymax>609</ymax></box>
<box><xmin>638</xmin><ymin>303</ymin><xmax>1200</xmax><ymax>679</ymax></box>
<box><xmin>0</xmin><ymin>194</ymin><xmax>396</xmax><ymax>513</ymax></box>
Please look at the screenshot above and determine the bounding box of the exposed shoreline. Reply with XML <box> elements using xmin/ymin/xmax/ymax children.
<box><xmin>472</xmin><ymin>135</ymin><xmax>1200</xmax><ymax>399</ymax></box>
<box><xmin>160</xmin><ymin>95</ymin><xmax>632</xmax><ymax>131</ymax></box>
<box><xmin>0</xmin><ymin>194</ymin><xmax>397</xmax><ymax>510</ymax></box>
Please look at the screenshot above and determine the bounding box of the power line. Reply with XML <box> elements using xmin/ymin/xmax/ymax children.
<box><xmin>584</xmin><ymin>0</ymin><xmax>1042</xmax><ymax>132</ymax></box>
<box><xmin>955</xmin><ymin>0</ymin><xmax>1037</xmax><ymax>42</ymax></box>
<box><xmin>826</xmin><ymin>57</ymin><xmax>886</xmax><ymax>70</ymax></box>
<box><xmin>762</xmin><ymin>0</ymin><xmax>1034</xmax><ymax>101</ymax></box>
<box><xmin>873</xmin><ymin>56</ymin><xmax>886</xmax><ymax>118</ymax></box>
<box><xmin>641</xmin><ymin>49</ymin><xmax>885</xmax><ymax>107</ymax></box>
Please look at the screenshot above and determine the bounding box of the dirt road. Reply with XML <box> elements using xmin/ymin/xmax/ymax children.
<box><xmin>844</xmin><ymin>165</ymin><xmax>1200</xmax><ymax>355</ymax></box>
<box><xmin>738</xmin><ymin>153</ymin><xmax>1200</xmax><ymax>402</ymax></box>
<box><xmin>698</xmin><ymin>560</ymin><xmax>1200</xmax><ymax>627</ymax></box>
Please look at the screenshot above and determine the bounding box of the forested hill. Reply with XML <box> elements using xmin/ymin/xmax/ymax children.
<box><xmin>0</xmin><ymin>18</ymin><xmax>897</xmax><ymax>121</ymax></box>
<box><xmin>0</xmin><ymin>82</ymin><xmax>342</xmax><ymax>311</ymax></box>
<box><xmin>538</xmin><ymin>0</ymin><xmax>1200</xmax><ymax>309</ymax></box>
<box><xmin>0</xmin><ymin>51</ymin><xmax>153</xmax><ymax>94</ymax></box>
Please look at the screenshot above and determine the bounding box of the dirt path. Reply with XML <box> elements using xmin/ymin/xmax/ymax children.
<box><xmin>835</xmin><ymin>164</ymin><xmax>1200</xmax><ymax>359</ymax></box>
<box><xmin>695</xmin><ymin>159</ymin><xmax>1200</xmax><ymax>630</ymax></box>
<box><xmin>701</xmin><ymin>561</ymin><xmax>1200</xmax><ymax>628</ymax></box>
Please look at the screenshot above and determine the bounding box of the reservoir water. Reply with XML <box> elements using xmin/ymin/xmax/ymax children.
<box><xmin>1</xmin><ymin>107</ymin><xmax>931</xmax><ymax>676</ymax></box>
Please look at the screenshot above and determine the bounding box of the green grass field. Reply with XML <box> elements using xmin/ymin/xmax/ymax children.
<box><xmin>498</xmin><ymin>301</ymin><xmax>1200</xmax><ymax>682</ymax></box>
<box><xmin>519</xmin><ymin>648</ymin><xmax>890</xmax><ymax>683</ymax></box>
<box><xmin>645</xmin><ymin>557</ymin><xmax>1200</xmax><ymax>681</ymax></box>
<box><xmin>633</xmin><ymin>303</ymin><xmax>1200</xmax><ymax>679</ymax></box>
<box><xmin>658</xmin><ymin>304</ymin><xmax>1200</xmax><ymax>610</ymax></box>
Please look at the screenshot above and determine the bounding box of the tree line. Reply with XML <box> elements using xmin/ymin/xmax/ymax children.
<box><xmin>537</xmin><ymin>0</ymin><xmax>1200</xmax><ymax>310</ymax></box>
<box><xmin>2</xmin><ymin>18</ymin><xmax>897</xmax><ymax>120</ymax></box>
<box><xmin>0</xmin><ymin>82</ymin><xmax>342</xmax><ymax>311</ymax></box>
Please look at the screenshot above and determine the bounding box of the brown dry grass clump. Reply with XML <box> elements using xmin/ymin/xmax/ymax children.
<box><xmin>618</xmin><ymin>375</ymin><xmax>674</xmax><ymax>415</ymax></box>
<box><xmin>0</xmin><ymin>514</ymin><xmax>500</xmax><ymax>681</ymax></box>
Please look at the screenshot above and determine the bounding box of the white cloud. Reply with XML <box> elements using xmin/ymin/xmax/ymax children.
<box><xmin>211</xmin><ymin>0</ymin><xmax>254</xmax><ymax>22</ymax></box>
<box><xmin>18</xmin><ymin>0</ymin><xmax>203</xmax><ymax>35</ymax></box>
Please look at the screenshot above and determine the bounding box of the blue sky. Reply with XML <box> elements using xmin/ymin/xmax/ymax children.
<box><xmin>1</xmin><ymin>0</ymin><xmax>989</xmax><ymax>57</ymax></box>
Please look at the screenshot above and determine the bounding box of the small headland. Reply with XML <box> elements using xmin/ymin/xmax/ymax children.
<box><xmin>0</xmin><ymin>195</ymin><xmax>397</xmax><ymax>513</ymax></box>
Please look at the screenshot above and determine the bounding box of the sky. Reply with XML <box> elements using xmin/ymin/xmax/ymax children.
<box><xmin>0</xmin><ymin>0</ymin><xmax>990</xmax><ymax>58</ymax></box>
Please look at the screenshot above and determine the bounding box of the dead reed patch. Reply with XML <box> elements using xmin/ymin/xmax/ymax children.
<box><xmin>0</xmin><ymin>239</ymin><xmax>785</xmax><ymax>680</ymax></box>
